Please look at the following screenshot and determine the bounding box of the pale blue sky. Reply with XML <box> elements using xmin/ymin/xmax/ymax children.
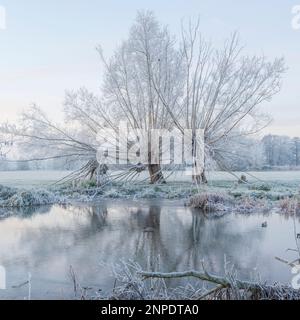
<box><xmin>0</xmin><ymin>0</ymin><xmax>299</xmax><ymax>136</ymax></box>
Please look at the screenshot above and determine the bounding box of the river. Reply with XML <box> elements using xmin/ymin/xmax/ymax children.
<box><xmin>0</xmin><ymin>200</ymin><xmax>298</xmax><ymax>299</ymax></box>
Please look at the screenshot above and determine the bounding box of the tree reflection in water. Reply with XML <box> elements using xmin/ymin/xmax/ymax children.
<box><xmin>0</xmin><ymin>200</ymin><xmax>297</xmax><ymax>298</ymax></box>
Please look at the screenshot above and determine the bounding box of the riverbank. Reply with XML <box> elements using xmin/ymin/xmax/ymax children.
<box><xmin>0</xmin><ymin>170</ymin><xmax>299</xmax><ymax>216</ymax></box>
<box><xmin>0</xmin><ymin>178</ymin><xmax>299</xmax><ymax>219</ymax></box>
<box><xmin>83</xmin><ymin>261</ymin><xmax>300</xmax><ymax>300</ymax></box>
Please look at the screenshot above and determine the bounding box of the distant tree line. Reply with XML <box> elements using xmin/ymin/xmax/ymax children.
<box><xmin>216</xmin><ymin>134</ymin><xmax>300</xmax><ymax>171</ymax></box>
<box><xmin>262</xmin><ymin>135</ymin><xmax>300</xmax><ymax>168</ymax></box>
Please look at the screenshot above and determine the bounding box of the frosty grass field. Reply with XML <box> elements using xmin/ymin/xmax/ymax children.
<box><xmin>1</xmin><ymin>170</ymin><xmax>300</xmax><ymax>189</ymax></box>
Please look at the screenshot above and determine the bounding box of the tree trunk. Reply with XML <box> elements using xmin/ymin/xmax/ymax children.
<box><xmin>192</xmin><ymin>170</ymin><xmax>208</xmax><ymax>184</ymax></box>
<box><xmin>148</xmin><ymin>164</ymin><xmax>166</xmax><ymax>184</ymax></box>
<box><xmin>191</xmin><ymin>134</ymin><xmax>207</xmax><ymax>184</ymax></box>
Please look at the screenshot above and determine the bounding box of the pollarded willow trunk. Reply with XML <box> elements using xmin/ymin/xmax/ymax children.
<box><xmin>147</xmin><ymin>130</ymin><xmax>166</xmax><ymax>183</ymax></box>
<box><xmin>192</xmin><ymin>169</ymin><xmax>208</xmax><ymax>184</ymax></box>
<box><xmin>191</xmin><ymin>135</ymin><xmax>207</xmax><ymax>184</ymax></box>
<box><xmin>148</xmin><ymin>164</ymin><xmax>166</xmax><ymax>184</ymax></box>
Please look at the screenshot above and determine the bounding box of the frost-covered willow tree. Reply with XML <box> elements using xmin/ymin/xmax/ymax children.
<box><xmin>0</xmin><ymin>89</ymin><xmax>124</xmax><ymax>181</ymax></box>
<box><xmin>1</xmin><ymin>100</ymin><xmax>102</xmax><ymax>180</ymax></box>
<box><xmin>98</xmin><ymin>11</ymin><xmax>184</xmax><ymax>183</ymax></box>
<box><xmin>152</xmin><ymin>19</ymin><xmax>285</xmax><ymax>183</ymax></box>
<box><xmin>0</xmin><ymin>11</ymin><xmax>285</xmax><ymax>185</ymax></box>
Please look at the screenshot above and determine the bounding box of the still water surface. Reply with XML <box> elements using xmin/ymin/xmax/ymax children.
<box><xmin>0</xmin><ymin>200</ymin><xmax>298</xmax><ymax>299</ymax></box>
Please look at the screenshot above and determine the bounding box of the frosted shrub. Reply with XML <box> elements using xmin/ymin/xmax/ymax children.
<box><xmin>2</xmin><ymin>189</ymin><xmax>63</xmax><ymax>208</ymax></box>
<box><xmin>249</xmin><ymin>183</ymin><xmax>272</xmax><ymax>192</ymax></box>
<box><xmin>0</xmin><ymin>185</ymin><xmax>17</xmax><ymax>200</ymax></box>
<box><xmin>279</xmin><ymin>198</ymin><xmax>300</xmax><ymax>215</ymax></box>
<box><xmin>236</xmin><ymin>197</ymin><xmax>269</xmax><ymax>214</ymax></box>
<box><xmin>188</xmin><ymin>192</ymin><xmax>232</xmax><ymax>211</ymax></box>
